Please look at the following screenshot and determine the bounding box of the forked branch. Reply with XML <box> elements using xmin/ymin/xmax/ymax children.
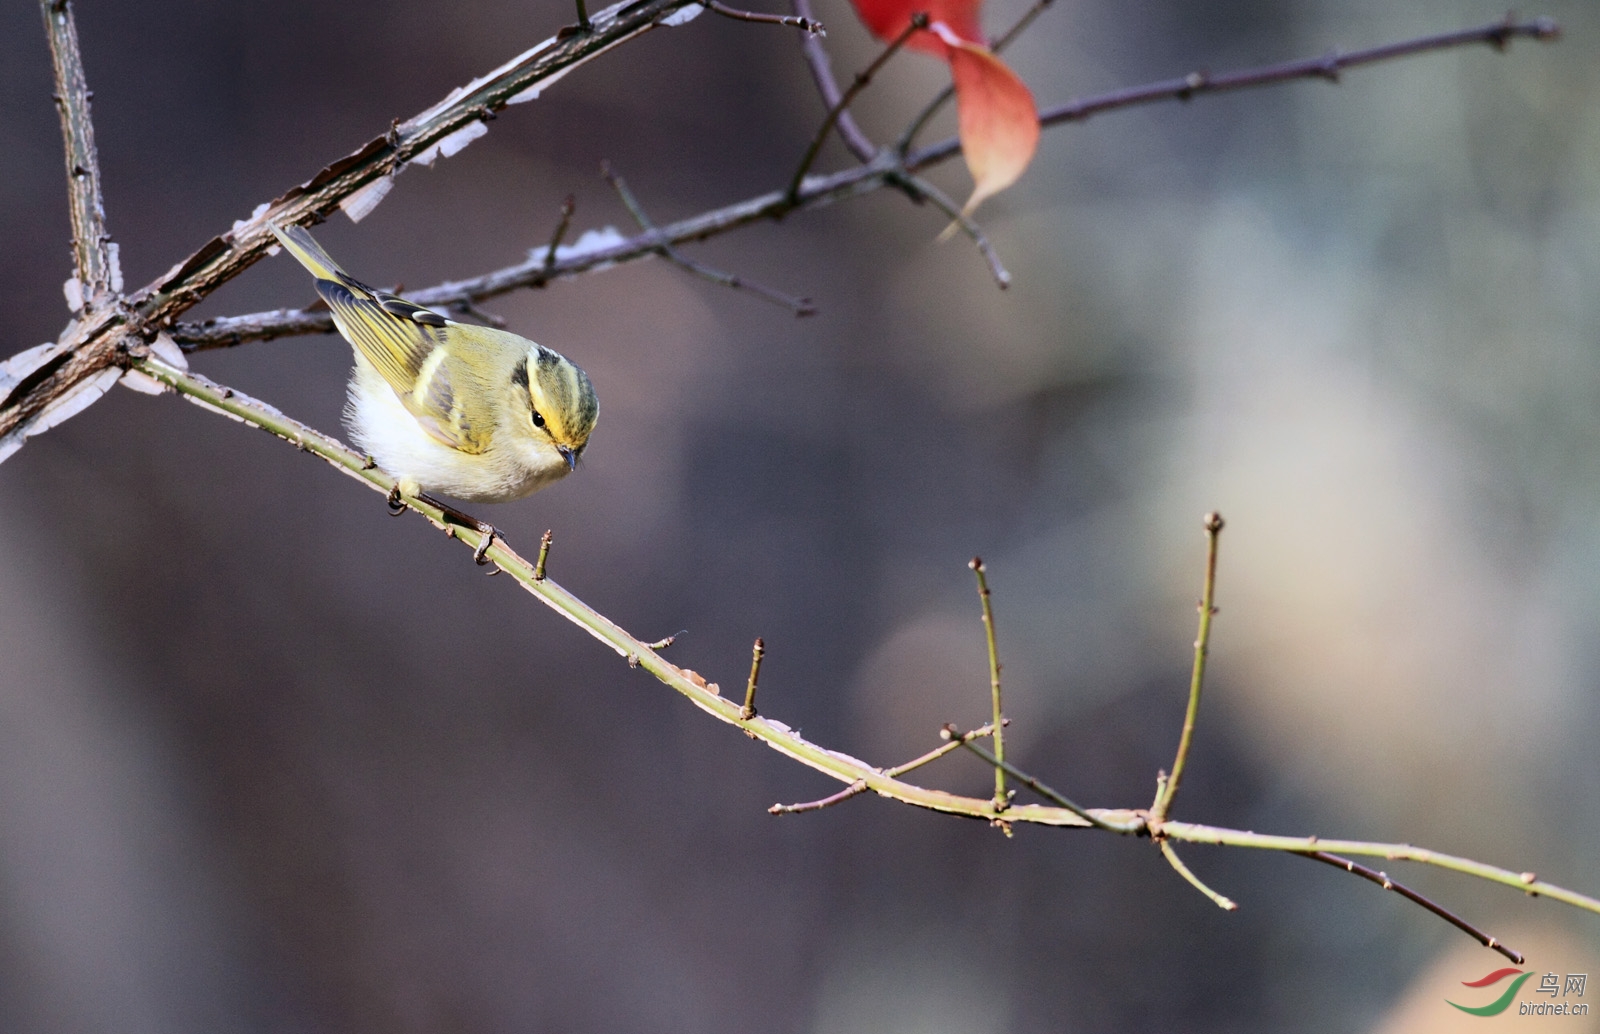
<box><xmin>3</xmin><ymin>0</ymin><xmax>707</xmax><ymax>439</ymax></box>
<box><xmin>13</xmin><ymin>0</ymin><xmax>1591</xmax><ymax>970</ymax></box>
<box><xmin>165</xmin><ymin>14</ymin><xmax>1557</xmax><ymax>352</ymax></box>
<box><xmin>126</xmin><ymin>349</ymin><xmax>1600</xmax><ymax>957</ymax></box>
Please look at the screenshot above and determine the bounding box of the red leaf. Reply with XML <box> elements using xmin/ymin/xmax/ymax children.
<box><xmin>936</xmin><ymin>28</ymin><xmax>1039</xmax><ymax>214</ymax></box>
<box><xmin>848</xmin><ymin>0</ymin><xmax>984</xmax><ymax>55</ymax></box>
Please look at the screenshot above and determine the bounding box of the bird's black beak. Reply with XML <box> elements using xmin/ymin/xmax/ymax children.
<box><xmin>558</xmin><ymin>446</ymin><xmax>578</xmax><ymax>471</ymax></box>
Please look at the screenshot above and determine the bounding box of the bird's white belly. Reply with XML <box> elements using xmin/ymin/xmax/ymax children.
<box><xmin>344</xmin><ymin>358</ymin><xmax>570</xmax><ymax>503</ymax></box>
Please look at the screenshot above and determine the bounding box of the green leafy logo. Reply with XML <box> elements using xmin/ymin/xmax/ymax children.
<box><xmin>1447</xmin><ymin>968</ymin><xmax>1532</xmax><ymax>1017</ymax></box>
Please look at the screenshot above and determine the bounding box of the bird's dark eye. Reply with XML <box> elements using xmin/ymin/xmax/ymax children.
<box><xmin>531</xmin><ymin>410</ymin><xmax>546</xmax><ymax>428</ymax></box>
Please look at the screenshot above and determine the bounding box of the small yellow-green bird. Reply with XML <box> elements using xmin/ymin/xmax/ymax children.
<box><xmin>269</xmin><ymin>222</ymin><xmax>597</xmax><ymax>504</ymax></box>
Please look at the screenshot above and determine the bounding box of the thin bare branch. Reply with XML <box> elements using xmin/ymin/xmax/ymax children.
<box><xmin>791</xmin><ymin>0</ymin><xmax>875</xmax><ymax>162</ymax></box>
<box><xmin>605</xmin><ymin>162</ymin><xmax>815</xmax><ymax>315</ymax></box>
<box><xmin>772</xmin><ymin>781</ymin><xmax>868</xmax><ymax>814</ymax></box>
<box><xmin>908</xmin><ymin>15</ymin><xmax>1561</xmax><ymax>168</ymax></box>
<box><xmin>954</xmin><ymin>731</ymin><xmax>1137</xmax><ymax>833</ymax></box>
<box><xmin>544</xmin><ymin>194</ymin><xmax>577</xmax><ymax>273</ymax></box>
<box><xmin>168</xmin><ymin>15</ymin><xmax>1559</xmax><ymax>353</ymax></box>
<box><xmin>40</xmin><ymin>0</ymin><xmax>115</xmax><ymax>312</ymax></box>
<box><xmin>889</xmin><ymin>171</ymin><xmax>1010</xmax><ymax>288</ymax></box>
<box><xmin>787</xmin><ymin>12</ymin><xmax>926</xmax><ymax>202</ymax></box>
<box><xmin>1159</xmin><ymin>841</ymin><xmax>1238</xmax><ymax>911</ymax></box>
<box><xmin>970</xmin><ymin>558</ymin><xmax>1007</xmax><ymax>809</ymax></box>
<box><xmin>174</xmin><ymin>159</ymin><xmax>890</xmax><ymax>350</ymax></box>
<box><xmin>701</xmin><ymin>0</ymin><xmax>823</xmax><ymax>35</ymax></box>
<box><xmin>1156</xmin><ymin>821</ymin><xmax>1600</xmax><ymax>916</ymax></box>
<box><xmin>771</xmin><ymin>722</ymin><xmax>997</xmax><ymax>814</ymax></box>
<box><xmin>1150</xmin><ymin>512</ymin><xmax>1223</xmax><ymax>823</ymax></box>
<box><xmin>1299</xmin><ymin>851</ymin><xmax>1524</xmax><ymax>964</ymax></box>
<box><xmin>893</xmin><ymin>723</ymin><xmax>993</xmax><ymax>776</ymax></box>
<box><xmin>449</xmin><ymin>298</ymin><xmax>507</xmax><ymax>328</ymax></box>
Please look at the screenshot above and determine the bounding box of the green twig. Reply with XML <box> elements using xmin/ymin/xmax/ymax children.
<box><xmin>970</xmin><ymin>558</ymin><xmax>1006</xmax><ymax>809</ymax></box>
<box><xmin>534</xmin><ymin>529</ymin><xmax>553</xmax><ymax>580</ymax></box>
<box><xmin>1157</xmin><ymin>822</ymin><xmax>1600</xmax><ymax>915</ymax></box>
<box><xmin>772</xmin><ymin>722</ymin><xmax>997</xmax><ymax>814</ymax></box>
<box><xmin>1159</xmin><ymin>841</ymin><xmax>1238</xmax><ymax>911</ymax></box>
<box><xmin>125</xmin><ymin>354</ymin><xmax>1600</xmax><ymax>923</ymax></box>
<box><xmin>742</xmin><ymin>637</ymin><xmax>765</xmax><ymax>719</ymax></box>
<box><xmin>1151</xmin><ymin>512</ymin><xmax>1223</xmax><ymax>823</ymax></box>
<box><xmin>954</xmin><ymin>732</ymin><xmax>1139</xmax><ymax>833</ymax></box>
<box><xmin>124</xmin><ymin>351</ymin><xmax>1093</xmax><ymax>827</ymax></box>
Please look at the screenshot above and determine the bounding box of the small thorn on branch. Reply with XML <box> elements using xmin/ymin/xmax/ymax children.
<box><xmin>742</xmin><ymin>637</ymin><xmax>765</xmax><ymax>719</ymax></box>
<box><xmin>648</xmin><ymin>629</ymin><xmax>687</xmax><ymax>651</ymax></box>
<box><xmin>700</xmin><ymin>0</ymin><xmax>825</xmax><ymax>35</ymax></box>
<box><xmin>534</xmin><ymin>529</ymin><xmax>553</xmax><ymax>581</ymax></box>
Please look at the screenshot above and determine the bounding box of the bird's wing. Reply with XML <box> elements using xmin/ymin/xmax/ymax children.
<box><xmin>321</xmin><ymin>281</ymin><xmax>495</xmax><ymax>455</ymax></box>
<box><xmin>269</xmin><ymin>223</ymin><xmax>491</xmax><ymax>454</ymax></box>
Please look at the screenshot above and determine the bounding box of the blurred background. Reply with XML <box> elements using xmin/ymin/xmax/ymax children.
<box><xmin>3</xmin><ymin>0</ymin><xmax>1599</xmax><ymax>1030</ymax></box>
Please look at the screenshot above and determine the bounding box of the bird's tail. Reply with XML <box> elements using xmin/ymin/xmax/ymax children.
<box><xmin>268</xmin><ymin>222</ymin><xmax>348</xmax><ymax>282</ymax></box>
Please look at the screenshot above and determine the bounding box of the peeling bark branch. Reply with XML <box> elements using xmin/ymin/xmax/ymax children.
<box><xmin>3</xmin><ymin>0</ymin><xmax>702</xmax><ymax>438</ymax></box>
